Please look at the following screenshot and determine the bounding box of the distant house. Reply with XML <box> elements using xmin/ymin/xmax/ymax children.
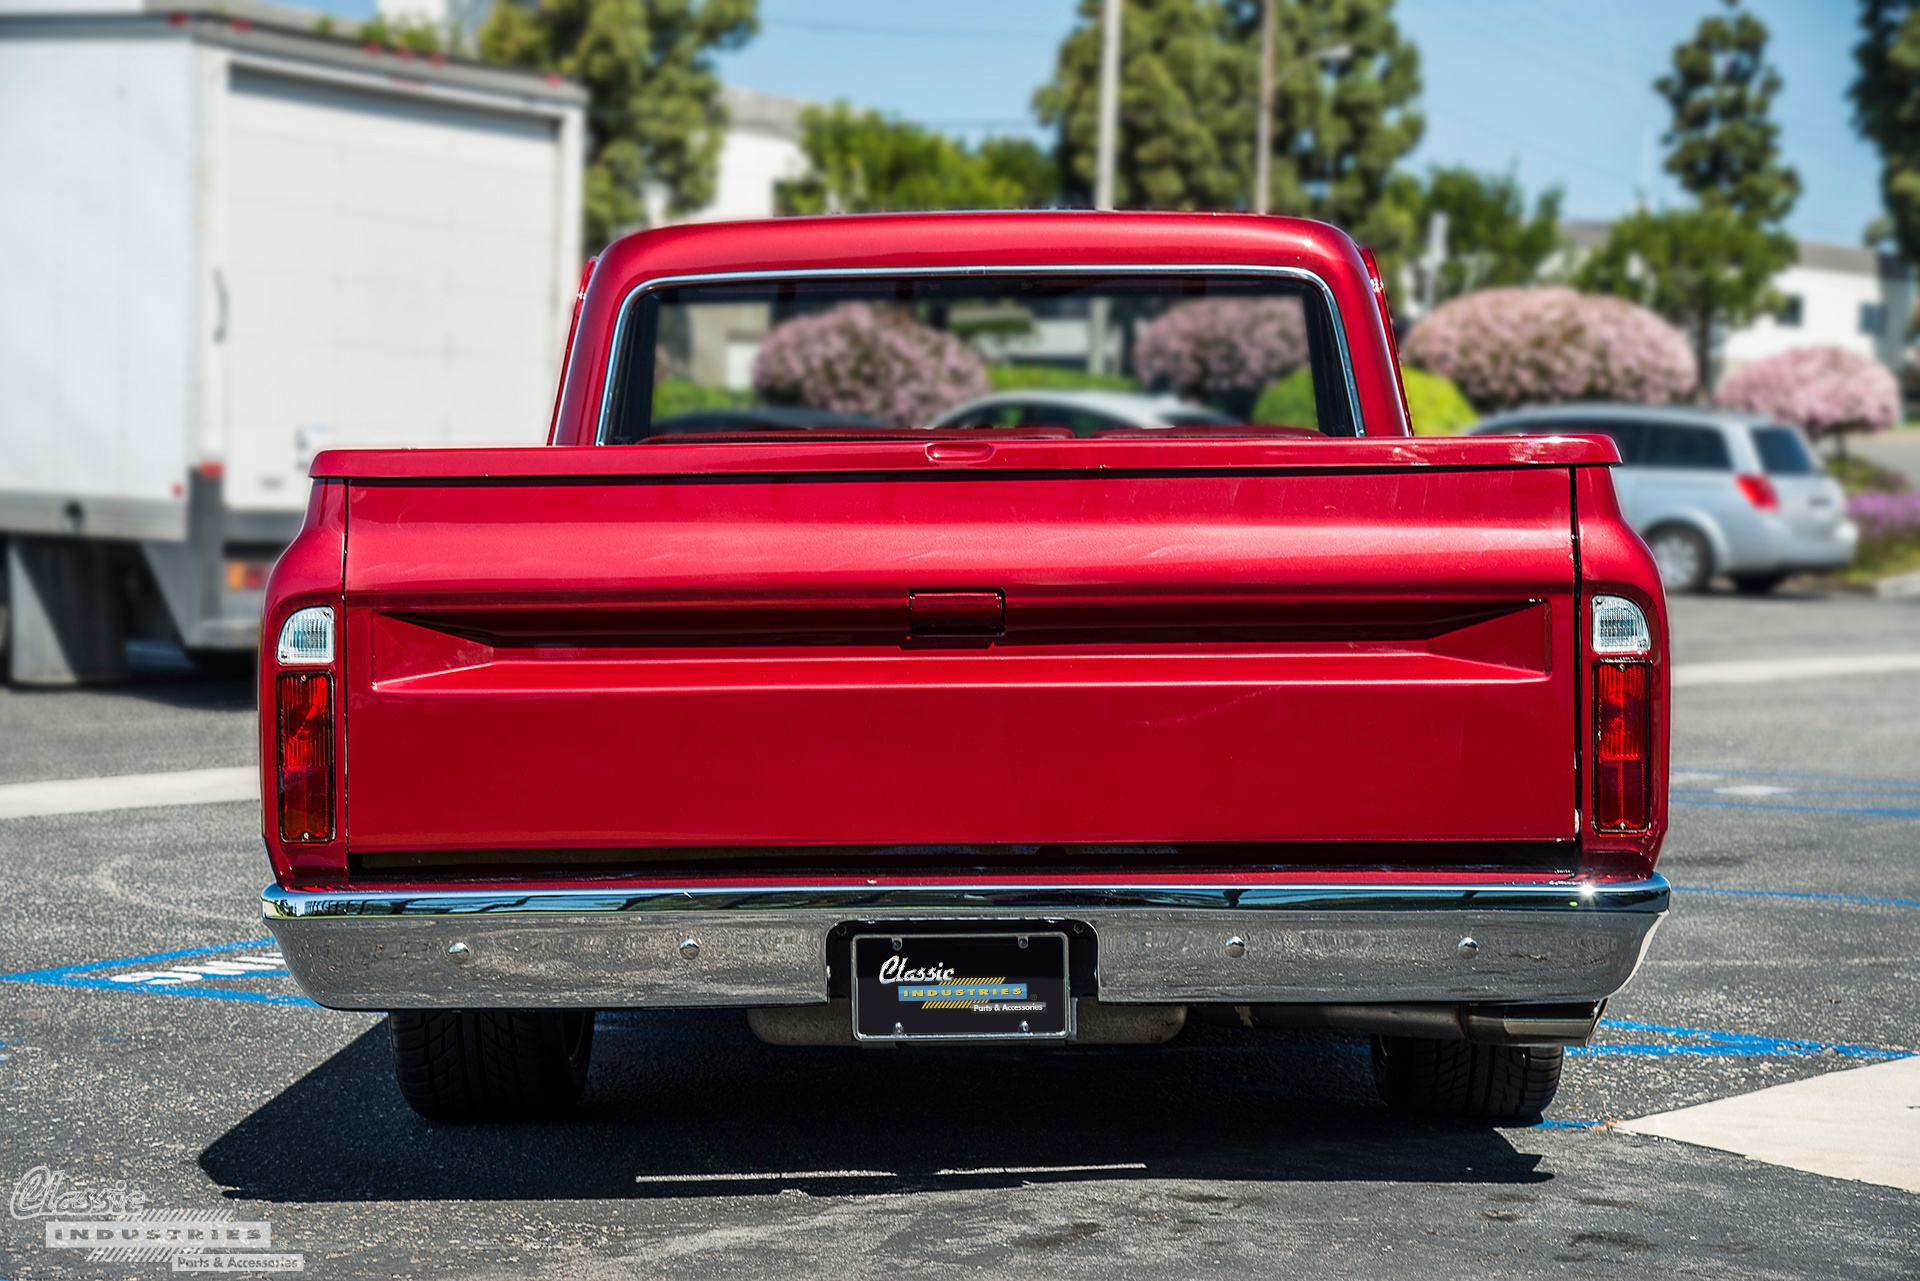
<box><xmin>1562</xmin><ymin>220</ymin><xmax>1914</xmax><ymax>383</ymax></box>
<box><xmin>689</xmin><ymin>87</ymin><xmax>810</xmax><ymax>224</ymax></box>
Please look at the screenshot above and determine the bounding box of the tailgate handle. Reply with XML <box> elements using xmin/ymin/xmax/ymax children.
<box><xmin>909</xmin><ymin>590</ymin><xmax>1005</xmax><ymax>639</ymax></box>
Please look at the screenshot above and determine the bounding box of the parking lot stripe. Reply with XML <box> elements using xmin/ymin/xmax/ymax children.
<box><xmin>1617</xmin><ymin>1055</ymin><xmax>1920</xmax><ymax>1194</ymax></box>
<box><xmin>1671</xmin><ymin>796</ymin><xmax>1920</xmax><ymax>819</ymax></box>
<box><xmin>1581</xmin><ymin>1019</ymin><xmax>1909</xmax><ymax>1061</ymax></box>
<box><xmin>1681</xmin><ymin>886</ymin><xmax>1920</xmax><ymax>910</ymax></box>
<box><xmin>632</xmin><ymin>1162</ymin><xmax>1147</xmax><ymax>1185</ymax></box>
<box><xmin>0</xmin><ymin>766</ymin><xmax>255</xmax><ymax>820</ymax></box>
<box><xmin>1673</xmin><ymin>654</ymin><xmax>1920</xmax><ymax>687</ymax></box>
<box><xmin>0</xmin><ymin>939</ymin><xmax>316</xmax><ymax>1007</ymax></box>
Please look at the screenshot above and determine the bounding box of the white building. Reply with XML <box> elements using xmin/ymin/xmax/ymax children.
<box><xmin>1720</xmin><ymin>239</ymin><xmax>1911</xmax><ymax>377</ymax></box>
<box><xmin>691</xmin><ymin>87</ymin><xmax>809</xmax><ymax>223</ymax></box>
<box><xmin>1562</xmin><ymin>220</ymin><xmax>1913</xmax><ymax>382</ymax></box>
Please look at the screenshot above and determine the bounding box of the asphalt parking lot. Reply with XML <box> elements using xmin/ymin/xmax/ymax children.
<box><xmin>1</xmin><ymin>590</ymin><xmax>1916</xmax><ymax>1279</ymax></box>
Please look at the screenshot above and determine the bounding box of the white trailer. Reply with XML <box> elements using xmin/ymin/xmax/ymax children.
<box><xmin>0</xmin><ymin>0</ymin><xmax>584</xmax><ymax>681</ymax></box>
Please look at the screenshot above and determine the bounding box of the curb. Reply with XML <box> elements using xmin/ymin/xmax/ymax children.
<box><xmin>1873</xmin><ymin>569</ymin><xmax>1920</xmax><ymax>599</ymax></box>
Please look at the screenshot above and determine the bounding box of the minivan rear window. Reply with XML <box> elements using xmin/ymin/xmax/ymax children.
<box><xmin>1640</xmin><ymin>424</ymin><xmax>1731</xmax><ymax>470</ymax></box>
<box><xmin>1750</xmin><ymin>425</ymin><xmax>1818</xmax><ymax>475</ymax></box>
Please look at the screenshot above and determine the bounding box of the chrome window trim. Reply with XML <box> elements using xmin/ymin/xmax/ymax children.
<box><xmin>593</xmin><ymin>264</ymin><xmax>1367</xmax><ymax>445</ymax></box>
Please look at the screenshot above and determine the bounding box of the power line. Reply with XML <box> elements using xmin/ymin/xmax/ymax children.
<box><xmin>765</xmin><ymin>17</ymin><xmax>1068</xmax><ymax>42</ymax></box>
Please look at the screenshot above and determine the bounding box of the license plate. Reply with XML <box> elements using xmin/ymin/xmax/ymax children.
<box><xmin>852</xmin><ymin>932</ymin><xmax>1071</xmax><ymax>1041</ymax></box>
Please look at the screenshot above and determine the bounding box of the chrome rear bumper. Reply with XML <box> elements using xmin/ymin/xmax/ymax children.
<box><xmin>263</xmin><ymin>877</ymin><xmax>1668</xmax><ymax>1012</ymax></box>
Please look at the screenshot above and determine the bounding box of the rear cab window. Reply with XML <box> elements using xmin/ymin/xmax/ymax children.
<box><xmin>1749</xmin><ymin>425</ymin><xmax>1820</xmax><ymax>475</ymax></box>
<box><xmin>599</xmin><ymin>272</ymin><xmax>1358</xmax><ymax>443</ymax></box>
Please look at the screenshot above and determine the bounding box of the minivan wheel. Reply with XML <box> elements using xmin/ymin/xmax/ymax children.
<box><xmin>1370</xmin><ymin>1035</ymin><xmax>1563</xmax><ymax>1120</ymax></box>
<box><xmin>390</xmin><ymin>1009</ymin><xmax>594</xmax><ymax>1121</ymax></box>
<box><xmin>1645</xmin><ymin>524</ymin><xmax>1713</xmax><ymax>593</ymax></box>
<box><xmin>1731</xmin><ymin>572</ymin><xmax>1787</xmax><ymax>595</ymax></box>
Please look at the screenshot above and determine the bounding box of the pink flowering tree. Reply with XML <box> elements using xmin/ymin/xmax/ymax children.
<box><xmin>752</xmin><ymin>302</ymin><xmax>989</xmax><ymax>426</ymax></box>
<box><xmin>1403</xmin><ymin>286</ymin><xmax>1697</xmax><ymax>411</ymax></box>
<box><xmin>1132</xmin><ymin>298</ymin><xmax>1308</xmax><ymax>409</ymax></box>
<box><xmin>1716</xmin><ymin>345</ymin><xmax>1901</xmax><ymax>455</ymax></box>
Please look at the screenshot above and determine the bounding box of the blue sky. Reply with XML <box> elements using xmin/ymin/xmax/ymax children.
<box><xmin>310</xmin><ymin>0</ymin><xmax>1883</xmax><ymax>247</ymax></box>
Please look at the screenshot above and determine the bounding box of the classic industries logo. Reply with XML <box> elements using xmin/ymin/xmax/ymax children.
<box><xmin>876</xmin><ymin>955</ymin><xmax>1027</xmax><ymax>1004</ymax></box>
<box><xmin>11</xmin><ymin>1165</ymin><xmax>301</xmax><ymax>1269</ymax></box>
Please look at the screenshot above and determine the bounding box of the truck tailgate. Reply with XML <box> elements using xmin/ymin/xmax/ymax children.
<box><xmin>341</xmin><ymin>466</ymin><xmax>1577</xmax><ymax>857</ymax></box>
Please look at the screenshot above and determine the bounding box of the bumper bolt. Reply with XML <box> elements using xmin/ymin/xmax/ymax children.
<box><xmin>1457</xmin><ymin>937</ymin><xmax>1479</xmax><ymax>957</ymax></box>
<box><xmin>446</xmin><ymin>941</ymin><xmax>471</xmax><ymax>963</ymax></box>
<box><xmin>1224</xmin><ymin>936</ymin><xmax>1247</xmax><ymax>958</ymax></box>
<box><xmin>679</xmin><ymin>938</ymin><xmax>700</xmax><ymax>960</ymax></box>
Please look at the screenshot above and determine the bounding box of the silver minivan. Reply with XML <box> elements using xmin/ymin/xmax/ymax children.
<box><xmin>1469</xmin><ymin>404</ymin><xmax>1856</xmax><ymax>593</ymax></box>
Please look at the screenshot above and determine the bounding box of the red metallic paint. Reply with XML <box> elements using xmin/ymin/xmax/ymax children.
<box><xmin>258</xmin><ymin>479</ymin><xmax>349</xmax><ymax>887</ymax></box>
<box><xmin>313</xmin><ymin>434</ymin><xmax>1619</xmax><ymax>483</ymax></box>
<box><xmin>257</xmin><ymin>213</ymin><xmax>1671</xmax><ymax>893</ymax></box>
<box><xmin>1573</xmin><ymin>465</ymin><xmax>1670</xmax><ymax>877</ymax></box>
<box><xmin>339</xmin><ymin>467</ymin><xmax>1578</xmax><ymax>852</ymax></box>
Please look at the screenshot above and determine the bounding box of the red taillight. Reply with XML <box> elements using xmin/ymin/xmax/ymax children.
<box><xmin>1735</xmin><ymin>473</ymin><xmax>1778</xmax><ymax>510</ymax></box>
<box><xmin>1593</xmin><ymin>662</ymin><xmax>1651</xmax><ymax>831</ymax></box>
<box><xmin>277</xmin><ymin>672</ymin><xmax>333</xmax><ymax>842</ymax></box>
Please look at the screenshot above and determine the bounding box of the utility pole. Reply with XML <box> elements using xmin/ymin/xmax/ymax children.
<box><xmin>1253</xmin><ymin>0</ymin><xmax>1277</xmax><ymax>215</ymax></box>
<box><xmin>1089</xmin><ymin>0</ymin><xmax>1122</xmax><ymax>373</ymax></box>
<box><xmin>1094</xmin><ymin>0</ymin><xmax>1122</xmax><ymax>213</ymax></box>
<box><xmin>1252</xmin><ymin>31</ymin><xmax>1353</xmax><ymax>216</ymax></box>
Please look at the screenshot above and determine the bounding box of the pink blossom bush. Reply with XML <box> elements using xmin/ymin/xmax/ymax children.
<box><xmin>1848</xmin><ymin>490</ymin><xmax>1920</xmax><ymax>542</ymax></box>
<box><xmin>1715</xmin><ymin>345</ymin><xmax>1901</xmax><ymax>440</ymax></box>
<box><xmin>752</xmin><ymin>303</ymin><xmax>988</xmax><ymax>426</ymax></box>
<box><xmin>1403</xmin><ymin>287</ymin><xmax>1696</xmax><ymax>410</ymax></box>
<box><xmin>1132</xmin><ymin>298</ymin><xmax>1308</xmax><ymax>397</ymax></box>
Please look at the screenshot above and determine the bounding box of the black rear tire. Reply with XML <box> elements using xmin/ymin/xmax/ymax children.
<box><xmin>1370</xmin><ymin>1036</ymin><xmax>1563</xmax><ymax>1120</ymax></box>
<box><xmin>390</xmin><ymin>1009</ymin><xmax>594</xmax><ymax>1122</ymax></box>
<box><xmin>1730</xmin><ymin>572</ymin><xmax>1788</xmax><ymax>595</ymax></box>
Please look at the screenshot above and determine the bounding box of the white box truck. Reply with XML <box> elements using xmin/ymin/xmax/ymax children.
<box><xmin>0</xmin><ymin>0</ymin><xmax>584</xmax><ymax>682</ymax></box>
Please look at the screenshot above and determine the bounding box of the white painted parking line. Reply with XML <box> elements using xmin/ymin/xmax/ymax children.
<box><xmin>633</xmin><ymin>1162</ymin><xmax>1146</xmax><ymax>1185</ymax></box>
<box><xmin>0</xmin><ymin>767</ymin><xmax>256</xmax><ymax>821</ymax></box>
<box><xmin>1673</xmin><ymin>654</ymin><xmax>1920</xmax><ymax>687</ymax></box>
<box><xmin>1617</xmin><ymin>1055</ymin><xmax>1920</xmax><ymax>1194</ymax></box>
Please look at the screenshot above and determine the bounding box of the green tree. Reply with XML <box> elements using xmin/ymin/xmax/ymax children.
<box><xmin>479</xmin><ymin>0</ymin><xmax>757</xmax><ymax>250</ymax></box>
<box><xmin>1224</xmin><ymin>0</ymin><xmax>1424</xmax><ymax>261</ymax></box>
<box><xmin>356</xmin><ymin>13</ymin><xmax>445</xmax><ymax>54</ymax></box>
<box><xmin>1412</xmin><ymin>166</ymin><xmax>1562</xmax><ymax>303</ymax></box>
<box><xmin>1657</xmin><ymin>0</ymin><xmax>1801</xmax><ymax>222</ymax></box>
<box><xmin>1582</xmin><ymin>0</ymin><xmax>1796</xmax><ymax>388</ymax></box>
<box><xmin>1852</xmin><ymin>0</ymin><xmax>1920</xmax><ymax>265</ymax></box>
<box><xmin>775</xmin><ymin>105</ymin><xmax>1058</xmax><ymax>213</ymax></box>
<box><xmin>1034</xmin><ymin>0</ymin><xmax>1251</xmax><ymax>211</ymax></box>
<box><xmin>1034</xmin><ymin>0</ymin><xmax>1422</xmax><ymax>260</ymax></box>
<box><xmin>1578</xmin><ymin>206</ymin><xmax>1789</xmax><ymax>389</ymax></box>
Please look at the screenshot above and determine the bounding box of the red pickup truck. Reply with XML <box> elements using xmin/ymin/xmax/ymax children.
<box><xmin>259</xmin><ymin>212</ymin><xmax>1669</xmax><ymax>1123</ymax></box>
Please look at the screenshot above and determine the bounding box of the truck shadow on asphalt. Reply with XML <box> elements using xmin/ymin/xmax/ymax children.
<box><xmin>201</xmin><ymin>1014</ymin><xmax>1549</xmax><ymax>1201</ymax></box>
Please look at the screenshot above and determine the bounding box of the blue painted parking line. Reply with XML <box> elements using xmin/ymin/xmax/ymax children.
<box><xmin>1671</xmin><ymin>795</ymin><xmax>1920</xmax><ymax>819</ymax></box>
<box><xmin>1670</xmin><ymin>764</ymin><xmax>1920</xmax><ymax>818</ymax></box>
<box><xmin>1578</xmin><ymin>1018</ymin><xmax>1910</xmax><ymax>1061</ymax></box>
<box><xmin>1674</xmin><ymin>765</ymin><xmax>1920</xmax><ymax>792</ymax></box>
<box><xmin>1680</xmin><ymin>885</ymin><xmax>1920</xmax><ymax>910</ymax></box>
<box><xmin>0</xmin><ymin>939</ymin><xmax>319</xmax><ymax>1008</ymax></box>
